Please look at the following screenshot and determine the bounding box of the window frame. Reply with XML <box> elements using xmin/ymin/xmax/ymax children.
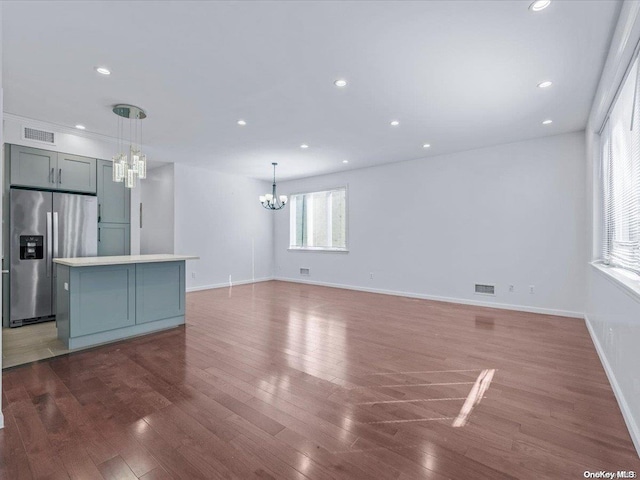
<box><xmin>600</xmin><ymin>55</ymin><xmax>640</xmax><ymax>276</ymax></box>
<box><xmin>596</xmin><ymin>50</ymin><xmax>640</xmax><ymax>294</ymax></box>
<box><xmin>287</xmin><ymin>185</ymin><xmax>349</xmax><ymax>253</ymax></box>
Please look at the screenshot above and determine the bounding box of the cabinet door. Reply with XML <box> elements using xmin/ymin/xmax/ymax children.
<box><xmin>98</xmin><ymin>223</ymin><xmax>130</xmax><ymax>256</ymax></box>
<box><xmin>136</xmin><ymin>262</ymin><xmax>185</xmax><ymax>324</ymax></box>
<box><xmin>57</xmin><ymin>153</ymin><xmax>96</xmax><ymax>193</ymax></box>
<box><xmin>97</xmin><ymin>159</ymin><xmax>130</xmax><ymax>223</ymax></box>
<box><xmin>10</xmin><ymin>145</ymin><xmax>57</xmax><ymax>189</ymax></box>
<box><xmin>70</xmin><ymin>264</ymin><xmax>136</xmax><ymax>337</ymax></box>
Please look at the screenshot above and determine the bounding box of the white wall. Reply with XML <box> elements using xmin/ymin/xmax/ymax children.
<box><xmin>275</xmin><ymin>131</ymin><xmax>587</xmax><ymax>317</ymax></box>
<box><xmin>141</xmin><ymin>163</ymin><xmax>175</xmax><ymax>254</ymax></box>
<box><xmin>586</xmin><ymin>267</ymin><xmax>640</xmax><ymax>454</ymax></box>
<box><xmin>173</xmin><ymin>163</ymin><xmax>274</xmax><ymax>291</ymax></box>
<box><xmin>584</xmin><ymin>1</ymin><xmax>640</xmax><ymax>456</ymax></box>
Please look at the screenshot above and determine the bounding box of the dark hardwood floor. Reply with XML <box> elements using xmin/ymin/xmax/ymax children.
<box><xmin>1</xmin><ymin>280</ymin><xmax>639</xmax><ymax>479</ymax></box>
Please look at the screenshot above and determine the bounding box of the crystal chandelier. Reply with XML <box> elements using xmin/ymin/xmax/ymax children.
<box><xmin>112</xmin><ymin>104</ymin><xmax>148</xmax><ymax>188</ymax></box>
<box><xmin>260</xmin><ymin>163</ymin><xmax>287</xmax><ymax>210</ymax></box>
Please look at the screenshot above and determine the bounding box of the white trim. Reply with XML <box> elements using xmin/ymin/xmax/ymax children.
<box><xmin>0</xmin><ymin>413</ymin><xmax>4</xmax><ymax>430</ymax></box>
<box><xmin>590</xmin><ymin>262</ymin><xmax>640</xmax><ymax>305</ymax></box>
<box><xmin>585</xmin><ymin>315</ymin><xmax>640</xmax><ymax>458</ymax></box>
<box><xmin>186</xmin><ymin>276</ymin><xmax>274</xmax><ymax>293</ymax></box>
<box><xmin>287</xmin><ymin>248</ymin><xmax>349</xmax><ymax>254</ymax></box>
<box><xmin>274</xmin><ymin>277</ymin><xmax>584</xmax><ymax>318</ymax></box>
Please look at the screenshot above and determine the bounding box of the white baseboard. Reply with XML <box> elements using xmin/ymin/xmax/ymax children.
<box><xmin>186</xmin><ymin>276</ymin><xmax>274</xmax><ymax>293</ymax></box>
<box><xmin>585</xmin><ymin>315</ymin><xmax>640</xmax><ymax>458</ymax></box>
<box><xmin>274</xmin><ymin>276</ymin><xmax>584</xmax><ymax>318</ymax></box>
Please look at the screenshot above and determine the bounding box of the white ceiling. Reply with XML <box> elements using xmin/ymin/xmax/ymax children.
<box><xmin>2</xmin><ymin>0</ymin><xmax>621</xmax><ymax>181</ymax></box>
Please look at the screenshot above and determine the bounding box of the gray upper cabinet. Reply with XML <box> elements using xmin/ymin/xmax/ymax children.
<box><xmin>57</xmin><ymin>153</ymin><xmax>97</xmax><ymax>193</ymax></box>
<box><xmin>9</xmin><ymin>144</ymin><xmax>96</xmax><ymax>193</ymax></box>
<box><xmin>10</xmin><ymin>145</ymin><xmax>57</xmax><ymax>189</ymax></box>
<box><xmin>97</xmin><ymin>159</ymin><xmax>130</xmax><ymax>223</ymax></box>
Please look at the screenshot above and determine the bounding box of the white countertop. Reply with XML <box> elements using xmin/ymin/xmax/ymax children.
<box><xmin>53</xmin><ymin>254</ymin><xmax>199</xmax><ymax>267</ymax></box>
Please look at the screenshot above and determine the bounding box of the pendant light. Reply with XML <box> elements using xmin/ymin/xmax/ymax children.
<box><xmin>112</xmin><ymin>104</ymin><xmax>148</xmax><ymax>188</ymax></box>
<box><xmin>260</xmin><ymin>163</ymin><xmax>287</xmax><ymax>210</ymax></box>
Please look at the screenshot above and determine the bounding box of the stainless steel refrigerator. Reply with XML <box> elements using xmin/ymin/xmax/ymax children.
<box><xmin>9</xmin><ymin>188</ymin><xmax>98</xmax><ymax>327</ymax></box>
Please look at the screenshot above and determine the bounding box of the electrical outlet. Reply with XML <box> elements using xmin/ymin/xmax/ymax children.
<box><xmin>191</xmin><ymin>272</ymin><xmax>196</xmax><ymax>279</ymax></box>
<box><xmin>529</xmin><ymin>285</ymin><xmax>535</xmax><ymax>294</ymax></box>
<box><xmin>509</xmin><ymin>284</ymin><xmax>514</xmax><ymax>293</ymax></box>
<box><xmin>370</xmin><ymin>272</ymin><xmax>374</xmax><ymax>279</ymax></box>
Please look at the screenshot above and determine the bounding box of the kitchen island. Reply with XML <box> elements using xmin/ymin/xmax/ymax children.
<box><xmin>53</xmin><ymin>254</ymin><xmax>198</xmax><ymax>349</ymax></box>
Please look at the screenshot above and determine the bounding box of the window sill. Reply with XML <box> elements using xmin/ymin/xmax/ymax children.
<box><xmin>590</xmin><ymin>261</ymin><xmax>640</xmax><ymax>302</ymax></box>
<box><xmin>288</xmin><ymin>248</ymin><xmax>349</xmax><ymax>254</ymax></box>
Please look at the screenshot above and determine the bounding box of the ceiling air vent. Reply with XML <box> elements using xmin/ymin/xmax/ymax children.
<box><xmin>474</xmin><ymin>283</ymin><xmax>496</xmax><ymax>296</ymax></box>
<box><xmin>300</xmin><ymin>268</ymin><xmax>310</xmax><ymax>276</ymax></box>
<box><xmin>23</xmin><ymin>126</ymin><xmax>56</xmax><ymax>145</ymax></box>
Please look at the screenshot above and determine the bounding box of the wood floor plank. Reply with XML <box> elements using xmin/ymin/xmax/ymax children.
<box><xmin>97</xmin><ymin>455</ymin><xmax>138</xmax><ymax>480</ymax></box>
<box><xmin>1</xmin><ymin>280</ymin><xmax>638</xmax><ymax>479</ymax></box>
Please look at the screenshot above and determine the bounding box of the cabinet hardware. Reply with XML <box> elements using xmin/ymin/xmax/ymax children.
<box><xmin>50</xmin><ymin>167</ymin><xmax>55</xmax><ymax>184</ymax></box>
<box><xmin>98</xmin><ymin>204</ymin><xmax>101</xmax><ymax>223</ymax></box>
<box><xmin>58</xmin><ymin>168</ymin><xmax>62</xmax><ymax>184</ymax></box>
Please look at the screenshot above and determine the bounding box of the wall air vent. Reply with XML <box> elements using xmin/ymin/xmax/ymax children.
<box><xmin>300</xmin><ymin>268</ymin><xmax>310</xmax><ymax>276</ymax></box>
<box><xmin>23</xmin><ymin>126</ymin><xmax>56</xmax><ymax>145</ymax></box>
<box><xmin>474</xmin><ymin>283</ymin><xmax>496</xmax><ymax>296</ymax></box>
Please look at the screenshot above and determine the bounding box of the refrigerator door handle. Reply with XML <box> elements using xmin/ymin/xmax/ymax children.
<box><xmin>53</xmin><ymin>212</ymin><xmax>59</xmax><ymax>259</ymax></box>
<box><xmin>46</xmin><ymin>212</ymin><xmax>52</xmax><ymax>278</ymax></box>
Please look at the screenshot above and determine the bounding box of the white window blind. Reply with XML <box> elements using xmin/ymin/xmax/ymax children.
<box><xmin>602</xmin><ymin>58</ymin><xmax>640</xmax><ymax>274</ymax></box>
<box><xmin>290</xmin><ymin>188</ymin><xmax>347</xmax><ymax>250</ymax></box>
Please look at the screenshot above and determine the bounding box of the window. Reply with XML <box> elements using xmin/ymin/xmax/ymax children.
<box><xmin>601</xmin><ymin>58</ymin><xmax>640</xmax><ymax>274</ymax></box>
<box><xmin>289</xmin><ymin>187</ymin><xmax>347</xmax><ymax>251</ymax></box>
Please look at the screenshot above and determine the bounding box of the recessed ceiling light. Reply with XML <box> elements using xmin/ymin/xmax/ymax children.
<box><xmin>342</xmin><ymin>160</ymin><xmax>349</xmax><ymax>164</ymax></box>
<box><xmin>529</xmin><ymin>0</ymin><xmax>551</xmax><ymax>12</ymax></box>
<box><xmin>300</xmin><ymin>144</ymin><xmax>309</xmax><ymax>149</ymax></box>
<box><xmin>390</xmin><ymin>120</ymin><xmax>400</xmax><ymax>126</ymax></box>
<box><xmin>237</xmin><ymin>119</ymin><xmax>247</xmax><ymax>126</ymax></box>
<box><xmin>95</xmin><ymin>66</ymin><xmax>111</xmax><ymax>75</ymax></box>
<box><xmin>542</xmin><ymin>119</ymin><xmax>553</xmax><ymax>125</ymax></box>
<box><xmin>75</xmin><ymin>124</ymin><xmax>86</xmax><ymax>130</ymax></box>
<box><xmin>537</xmin><ymin>81</ymin><xmax>553</xmax><ymax>88</ymax></box>
<box><xmin>334</xmin><ymin>79</ymin><xmax>347</xmax><ymax>87</ymax></box>
<box><xmin>423</xmin><ymin>143</ymin><xmax>431</xmax><ymax>148</ymax></box>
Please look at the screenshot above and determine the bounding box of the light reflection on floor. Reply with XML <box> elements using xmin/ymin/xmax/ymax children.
<box><xmin>332</xmin><ymin>368</ymin><xmax>496</xmax><ymax>454</ymax></box>
<box><xmin>278</xmin><ymin>298</ymin><xmax>496</xmax><ymax>458</ymax></box>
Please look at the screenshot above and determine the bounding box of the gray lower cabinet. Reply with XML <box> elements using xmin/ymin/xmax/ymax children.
<box><xmin>97</xmin><ymin>159</ymin><xmax>130</xmax><ymax>223</ymax></box>
<box><xmin>8</xmin><ymin>144</ymin><xmax>96</xmax><ymax>193</ymax></box>
<box><xmin>9</xmin><ymin>145</ymin><xmax>57</xmax><ymax>189</ymax></box>
<box><xmin>69</xmin><ymin>264</ymin><xmax>136</xmax><ymax>337</ymax></box>
<box><xmin>136</xmin><ymin>262</ymin><xmax>185</xmax><ymax>324</ymax></box>
<box><xmin>98</xmin><ymin>223</ymin><xmax>131</xmax><ymax>256</ymax></box>
<box><xmin>56</xmin><ymin>261</ymin><xmax>186</xmax><ymax>349</ymax></box>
